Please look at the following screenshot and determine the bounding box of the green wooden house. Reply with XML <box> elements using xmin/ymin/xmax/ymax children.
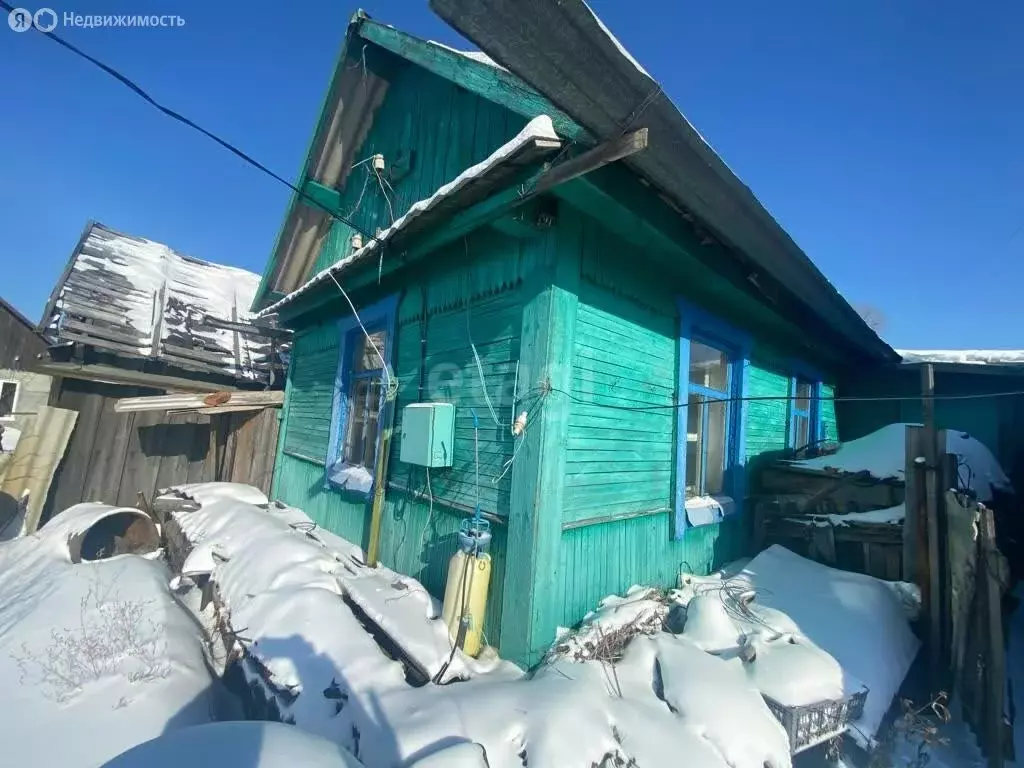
<box><xmin>252</xmin><ymin>6</ymin><xmax>898</xmax><ymax>666</ymax></box>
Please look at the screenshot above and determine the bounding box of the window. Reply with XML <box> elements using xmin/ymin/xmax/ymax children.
<box><xmin>685</xmin><ymin>342</ymin><xmax>732</xmax><ymax>498</ymax></box>
<box><xmin>675</xmin><ymin>300</ymin><xmax>751</xmax><ymax>537</ymax></box>
<box><xmin>788</xmin><ymin>374</ymin><xmax>822</xmax><ymax>452</ymax></box>
<box><xmin>340</xmin><ymin>330</ymin><xmax>386</xmax><ymax>468</ymax></box>
<box><xmin>0</xmin><ymin>381</ymin><xmax>18</xmax><ymax>420</ymax></box>
<box><xmin>326</xmin><ymin>296</ymin><xmax>398</xmax><ymax>495</ymax></box>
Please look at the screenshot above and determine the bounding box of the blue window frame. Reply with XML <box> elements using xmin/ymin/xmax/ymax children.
<box><xmin>674</xmin><ymin>299</ymin><xmax>751</xmax><ymax>539</ymax></box>
<box><xmin>326</xmin><ymin>294</ymin><xmax>398</xmax><ymax>495</ymax></box>
<box><xmin>787</xmin><ymin>363</ymin><xmax>824</xmax><ymax>453</ymax></box>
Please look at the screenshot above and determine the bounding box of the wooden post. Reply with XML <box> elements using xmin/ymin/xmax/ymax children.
<box><xmin>365</xmin><ymin>397</ymin><xmax>396</xmax><ymax>568</ymax></box>
<box><xmin>499</xmin><ymin>224</ymin><xmax>579</xmax><ymax>667</ymax></box>
<box><xmin>921</xmin><ymin>364</ymin><xmax>944</xmax><ymax>686</ymax></box>
<box><xmin>980</xmin><ymin>506</ymin><xmax>1005</xmax><ymax>768</ymax></box>
<box><xmin>903</xmin><ymin>425</ymin><xmax>926</xmax><ymax>592</ymax></box>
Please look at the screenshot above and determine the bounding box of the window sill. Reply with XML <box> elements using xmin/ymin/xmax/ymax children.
<box><xmin>327</xmin><ymin>461</ymin><xmax>374</xmax><ymax>496</ymax></box>
<box><xmin>684</xmin><ymin>495</ymin><xmax>735</xmax><ymax>527</ymax></box>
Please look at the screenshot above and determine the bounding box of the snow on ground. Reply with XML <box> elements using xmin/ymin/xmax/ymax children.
<box><xmin>676</xmin><ymin>545</ymin><xmax>919</xmax><ymax>745</ymax></box>
<box><xmin>164</xmin><ymin>484</ymin><xmax>793</xmax><ymax>768</ymax></box>
<box><xmin>0</xmin><ymin>503</ymin><xmax>215</xmax><ymax>767</ymax></box>
<box><xmin>102</xmin><ymin>721</ymin><xmax>364</xmax><ymax>768</ymax></box>
<box><xmin>373</xmin><ymin>634</ymin><xmax>791</xmax><ymax>768</ymax></box>
<box><xmin>792</xmin><ymin>423</ymin><xmax>1012</xmax><ymax>502</ymax></box>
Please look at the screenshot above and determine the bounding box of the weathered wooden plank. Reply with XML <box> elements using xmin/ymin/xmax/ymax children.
<box><xmin>116</xmin><ymin>408</ymin><xmax>166</xmax><ymax>506</ymax></box>
<box><xmin>534</xmin><ymin>128</ymin><xmax>648</xmax><ymax>194</ymax></box>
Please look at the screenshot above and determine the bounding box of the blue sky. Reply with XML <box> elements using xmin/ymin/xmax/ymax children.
<box><xmin>1</xmin><ymin>0</ymin><xmax>1021</xmax><ymax>348</ymax></box>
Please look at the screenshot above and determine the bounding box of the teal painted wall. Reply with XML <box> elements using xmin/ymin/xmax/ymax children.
<box><xmin>310</xmin><ymin>56</ymin><xmax>528</xmax><ymax>278</ymax></box>
<box><xmin>546</xmin><ymin>207</ymin><xmax>842</xmax><ymax>632</ymax></box>
<box><xmin>273</xmin><ymin>227</ymin><xmax>547</xmax><ymax>644</ymax></box>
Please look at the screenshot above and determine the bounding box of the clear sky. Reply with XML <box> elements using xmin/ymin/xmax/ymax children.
<box><xmin>1</xmin><ymin>0</ymin><xmax>1021</xmax><ymax>349</ymax></box>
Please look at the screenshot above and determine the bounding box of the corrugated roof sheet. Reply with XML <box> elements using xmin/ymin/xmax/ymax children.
<box><xmin>42</xmin><ymin>223</ymin><xmax>283</xmax><ymax>382</ymax></box>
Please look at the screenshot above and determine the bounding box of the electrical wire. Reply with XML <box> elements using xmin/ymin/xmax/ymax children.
<box><xmin>2</xmin><ymin>1</ymin><xmax>373</xmax><ymax>240</ymax></box>
<box><xmin>325</xmin><ymin>272</ymin><xmax>397</xmax><ymax>399</ymax></box>
<box><xmin>531</xmin><ymin>384</ymin><xmax>1024</xmax><ymax>412</ymax></box>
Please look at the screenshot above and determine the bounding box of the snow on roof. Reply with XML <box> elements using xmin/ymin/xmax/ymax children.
<box><xmin>897</xmin><ymin>349</ymin><xmax>1024</xmax><ymax>366</ymax></box>
<box><xmin>258</xmin><ymin>115</ymin><xmax>560</xmax><ymax>317</ymax></box>
<box><xmin>0</xmin><ymin>503</ymin><xmax>215</xmax><ymax>766</ymax></box>
<box><xmin>791</xmin><ymin>423</ymin><xmax>1012</xmax><ymax>502</ymax></box>
<box><xmin>427</xmin><ymin>39</ymin><xmax>506</xmax><ymax>70</ymax></box>
<box><xmin>45</xmin><ymin>223</ymin><xmax>281</xmax><ymax>380</ymax></box>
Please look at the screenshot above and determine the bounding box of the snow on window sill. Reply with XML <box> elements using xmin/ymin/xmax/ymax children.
<box><xmin>327</xmin><ymin>461</ymin><xmax>374</xmax><ymax>495</ymax></box>
<box><xmin>685</xmin><ymin>495</ymin><xmax>735</xmax><ymax>527</ymax></box>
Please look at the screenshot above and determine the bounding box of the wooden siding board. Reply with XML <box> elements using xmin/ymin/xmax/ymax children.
<box><xmin>557</xmin><ymin>513</ymin><xmax>746</xmax><ymax>627</ymax></box>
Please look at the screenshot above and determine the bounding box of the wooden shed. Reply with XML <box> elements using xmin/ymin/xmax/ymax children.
<box><xmin>35</xmin><ymin>223</ymin><xmax>289</xmax><ymax>523</ymax></box>
<box><xmin>251</xmin><ymin>7</ymin><xmax>898</xmax><ymax>666</ymax></box>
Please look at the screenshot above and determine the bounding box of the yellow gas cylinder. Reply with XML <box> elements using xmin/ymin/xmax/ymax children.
<box><xmin>441</xmin><ymin>522</ymin><xmax>493</xmax><ymax>658</ymax></box>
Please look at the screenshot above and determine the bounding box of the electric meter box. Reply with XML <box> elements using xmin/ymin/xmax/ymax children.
<box><xmin>400</xmin><ymin>403</ymin><xmax>455</xmax><ymax>467</ymax></box>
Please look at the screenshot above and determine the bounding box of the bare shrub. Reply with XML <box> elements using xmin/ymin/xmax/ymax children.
<box><xmin>11</xmin><ymin>569</ymin><xmax>170</xmax><ymax>701</ymax></box>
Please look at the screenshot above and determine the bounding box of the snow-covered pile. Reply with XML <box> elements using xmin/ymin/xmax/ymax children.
<box><xmin>794</xmin><ymin>503</ymin><xmax>906</xmax><ymax>528</ymax></box>
<box><xmin>164</xmin><ymin>485</ymin><xmax>795</xmax><ymax>767</ymax></box>
<box><xmin>102</xmin><ymin>721</ymin><xmax>364</xmax><ymax>768</ymax></box>
<box><xmin>676</xmin><ymin>545</ymin><xmax>919</xmax><ymax>745</ymax></box>
<box><xmin>169</xmin><ymin>486</ymin><xmax>502</xmax><ymax>681</ymax></box>
<box><xmin>792</xmin><ymin>423</ymin><xmax>1012</xmax><ymax>501</ymax></box>
<box><xmin>552</xmin><ymin>586</ymin><xmax>668</xmax><ymax>660</ymax></box>
<box><xmin>375</xmin><ymin>635</ymin><xmax>791</xmax><ymax>768</ymax></box>
<box><xmin>167</xmin><ymin>492</ymin><xmax>408</xmax><ymax>755</ymax></box>
<box><xmin>0</xmin><ymin>503</ymin><xmax>215</xmax><ymax>767</ymax></box>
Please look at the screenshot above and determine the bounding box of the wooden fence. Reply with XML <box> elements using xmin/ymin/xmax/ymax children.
<box><xmin>42</xmin><ymin>377</ymin><xmax>279</xmax><ymax>523</ymax></box>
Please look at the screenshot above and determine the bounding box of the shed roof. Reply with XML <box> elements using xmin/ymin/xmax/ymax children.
<box><xmin>430</xmin><ymin>0</ymin><xmax>898</xmax><ymax>364</ymax></box>
<box><xmin>40</xmin><ymin>223</ymin><xmax>287</xmax><ymax>385</ymax></box>
<box><xmin>897</xmin><ymin>350</ymin><xmax>1024</xmax><ymax>367</ymax></box>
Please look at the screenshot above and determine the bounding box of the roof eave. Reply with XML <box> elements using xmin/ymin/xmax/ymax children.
<box><xmin>429</xmin><ymin>0</ymin><xmax>898</xmax><ymax>365</ymax></box>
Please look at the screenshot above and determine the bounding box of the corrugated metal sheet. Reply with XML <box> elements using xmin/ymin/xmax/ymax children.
<box><xmin>41</xmin><ymin>223</ymin><xmax>286</xmax><ymax>382</ymax></box>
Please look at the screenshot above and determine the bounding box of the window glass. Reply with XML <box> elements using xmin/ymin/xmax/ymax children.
<box><xmin>0</xmin><ymin>382</ymin><xmax>17</xmax><ymax>419</ymax></box>
<box><xmin>705</xmin><ymin>400</ymin><xmax>727</xmax><ymax>495</ymax></box>
<box><xmin>343</xmin><ymin>377</ymin><xmax>383</xmax><ymax>467</ymax></box>
<box><xmin>685</xmin><ymin>395</ymin><xmax>703</xmax><ymax>498</ymax></box>
<box><xmin>353</xmin><ymin>330</ymin><xmax>387</xmax><ymax>372</ymax></box>
<box><xmin>688</xmin><ymin>341</ymin><xmax>729</xmax><ymax>392</ymax></box>
<box><xmin>793</xmin><ymin>413</ymin><xmax>810</xmax><ymax>450</ymax></box>
<box><xmin>795</xmin><ymin>378</ymin><xmax>812</xmax><ymax>411</ymax></box>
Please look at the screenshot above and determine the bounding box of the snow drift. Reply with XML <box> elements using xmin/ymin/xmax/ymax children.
<box><xmin>0</xmin><ymin>503</ymin><xmax>215</xmax><ymax>767</ymax></box>
<box><xmin>792</xmin><ymin>423</ymin><xmax>1011</xmax><ymax>501</ymax></box>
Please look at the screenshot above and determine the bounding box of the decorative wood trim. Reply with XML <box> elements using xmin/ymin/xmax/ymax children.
<box><xmin>282</xmin><ymin>449</ymin><xmax>327</xmax><ymax>468</ymax></box>
<box><xmin>562</xmin><ymin>506</ymin><xmax>670</xmax><ymax>531</ymax></box>
<box><xmin>386</xmin><ymin>481</ymin><xmax>507</xmax><ymax>526</ymax></box>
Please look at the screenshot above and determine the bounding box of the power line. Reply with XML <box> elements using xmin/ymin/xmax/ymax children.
<box><xmin>527</xmin><ymin>385</ymin><xmax>1024</xmax><ymax>413</ymax></box>
<box><xmin>2</xmin><ymin>1</ymin><xmax>372</xmax><ymax>240</ymax></box>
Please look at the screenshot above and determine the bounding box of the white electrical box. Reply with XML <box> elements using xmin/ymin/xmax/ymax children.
<box><xmin>400</xmin><ymin>403</ymin><xmax>455</xmax><ymax>467</ymax></box>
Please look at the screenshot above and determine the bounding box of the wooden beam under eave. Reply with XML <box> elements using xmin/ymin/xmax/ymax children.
<box><xmin>299</xmin><ymin>178</ymin><xmax>343</xmax><ymax>214</ymax></box>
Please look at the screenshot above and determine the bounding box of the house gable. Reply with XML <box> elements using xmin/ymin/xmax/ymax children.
<box><xmin>252</xmin><ymin>12</ymin><xmax>577</xmax><ymax>313</ymax></box>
